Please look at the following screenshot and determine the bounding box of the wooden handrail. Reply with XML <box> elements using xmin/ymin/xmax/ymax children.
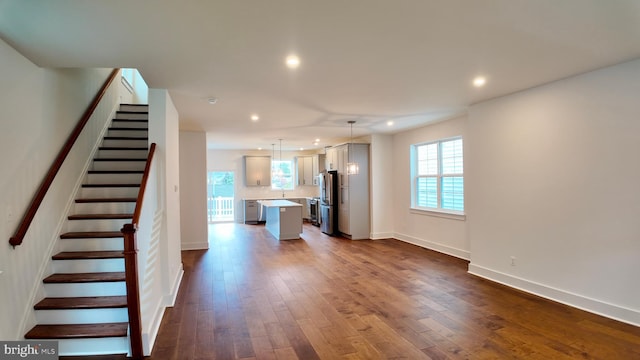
<box><xmin>132</xmin><ymin>143</ymin><xmax>156</xmax><ymax>226</ymax></box>
<box><xmin>9</xmin><ymin>68</ymin><xmax>120</xmax><ymax>247</ymax></box>
<box><xmin>122</xmin><ymin>142</ymin><xmax>156</xmax><ymax>360</ymax></box>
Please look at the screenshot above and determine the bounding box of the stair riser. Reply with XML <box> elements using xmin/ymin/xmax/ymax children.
<box><xmin>115</xmin><ymin>112</ymin><xmax>148</xmax><ymax>120</ymax></box>
<box><xmin>44</xmin><ymin>282</ymin><xmax>126</xmax><ymax>297</ymax></box>
<box><xmin>57</xmin><ymin>337</ymin><xmax>129</xmax><ymax>357</ymax></box>
<box><xmin>60</xmin><ymin>238</ymin><xmax>124</xmax><ymax>252</ymax></box>
<box><xmin>120</xmin><ymin>104</ymin><xmax>149</xmax><ymax>112</ymax></box>
<box><xmin>80</xmin><ymin>187</ymin><xmax>139</xmax><ymax>198</ymax></box>
<box><xmin>102</xmin><ymin>139</ymin><xmax>148</xmax><ymax>148</ymax></box>
<box><xmin>53</xmin><ymin>259</ymin><xmax>124</xmax><ymax>274</ymax></box>
<box><xmin>86</xmin><ymin>173</ymin><xmax>143</xmax><ymax>184</ymax></box>
<box><xmin>74</xmin><ymin>202</ymin><xmax>135</xmax><ymax>214</ymax></box>
<box><xmin>92</xmin><ymin>161</ymin><xmax>146</xmax><ymax>171</ymax></box>
<box><xmin>96</xmin><ymin>149</ymin><xmax>148</xmax><ymax>158</ymax></box>
<box><xmin>67</xmin><ymin>219</ymin><xmax>131</xmax><ymax>232</ymax></box>
<box><xmin>107</xmin><ymin>129</ymin><xmax>149</xmax><ymax>137</ymax></box>
<box><xmin>35</xmin><ymin>308</ymin><xmax>128</xmax><ymax>325</ymax></box>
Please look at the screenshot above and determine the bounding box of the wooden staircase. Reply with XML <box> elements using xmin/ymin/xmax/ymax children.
<box><xmin>24</xmin><ymin>104</ymin><xmax>149</xmax><ymax>357</ymax></box>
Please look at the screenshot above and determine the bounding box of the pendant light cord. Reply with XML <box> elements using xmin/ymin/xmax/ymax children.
<box><xmin>279</xmin><ymin>139</ymin><xmax>284</xmax><ymax>197</ymax></box>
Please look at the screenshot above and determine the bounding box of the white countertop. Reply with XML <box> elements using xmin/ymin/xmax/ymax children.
<box><xmin>244</xmin><ymin>197</ymin><xmax>316</xmax><ymax>201</ymax></box>
<box><xmin>258</xmin><ymin>200</ymin><xmax>303</xmax><ymax>207</ymax></box>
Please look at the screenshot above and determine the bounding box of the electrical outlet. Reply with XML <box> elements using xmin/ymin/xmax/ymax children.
<box><xmin>510</xmin><ymin>256</ymin><xmax>516</xmax><ymax>266</ymax></box>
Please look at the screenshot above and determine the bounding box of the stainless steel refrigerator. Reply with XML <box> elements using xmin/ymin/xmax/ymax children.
<box><xmin>319</xmin><ymin>170</ymin><xmax>338</xmax><ymax>235</ymax></box>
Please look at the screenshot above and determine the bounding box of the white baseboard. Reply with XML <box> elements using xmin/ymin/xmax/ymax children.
<box><xmin>393</xmin><ymin>232</ymin><xmax>470</xmax><ymax>260</ymax></box>
<box><xmin>165</xmin><ymin>264</ymin><xmax>184</xmax><ymax>308</ymax></box>
<box><xmin>468</xmin><ymin>263</ymin><xmax>640</xmax><ymax>327</ymax></box>
<box><xmin>143</xmin><ymin>264</ymin><xmax>184</xmax><ymax>356</ymax></box>
<box><xmin>370</xmin><ymin>232</ymin><xmax>394</xmax><ymax>240</ymax></box>
<box><xmin>142</xmin><ymin>300</ymin><xmax>163</xmax><ymax>356</ymax></box>
<box><xmin>181</xmin><ymin>241</ymin><xmax>209</xmax><ymax>250</ymax></box>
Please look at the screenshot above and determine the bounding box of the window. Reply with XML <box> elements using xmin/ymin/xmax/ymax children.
<box><xmin>272</xmin><ymin>160</ymin><xmax>294</xmax><ymax>190</ymax></box>
<box><xmin>412</xmin><ymin>137</ymin><xmax>464</xmax><ymax>213</ymax></box>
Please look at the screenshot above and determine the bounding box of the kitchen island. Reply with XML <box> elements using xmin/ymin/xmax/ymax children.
<box><xmin>258</xmin><ymin>200</ymin><xmax>303</xmax><ymax>240</ymax></box>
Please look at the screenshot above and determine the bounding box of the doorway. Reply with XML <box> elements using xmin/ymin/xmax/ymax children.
<box><xmin>207</xmin><ymin>171</ymin><xmax>235</xmax><ymax>222</ymax></box>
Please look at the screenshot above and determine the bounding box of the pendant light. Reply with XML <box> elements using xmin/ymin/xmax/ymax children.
<box><xmin>271</xmin><ymin>143</ymin><xmax>275</xmax><ymax>185</ymax></box>
<box><xmin>279</xmin><ymin>138</ymin><xmax>285</xmax><ymax>197</ymax></box>
<box><xmin>347</xmin><ymin>120</ymin><xmax>359</xmax><ymax>175</ymax></box>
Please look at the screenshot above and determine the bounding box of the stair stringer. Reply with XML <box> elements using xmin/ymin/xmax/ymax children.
<box><xmin>17</xmin><ymin>102</ymin><xmax>120</xmax><ymax>344</ymax></box>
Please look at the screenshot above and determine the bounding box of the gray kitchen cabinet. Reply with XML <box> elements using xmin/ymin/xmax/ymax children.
<box><xmin>244</xmin><ymin>156</ymin><xmax>271</xmax><ymax>186</ymax></box>
<box><xmin>297</xmin><ymin>154</ymin><xmax>326</xmax><ymax>186</ymax></box>
<box><xmin>296</xmin><ymin>156</ymin><xmax>314</xmax><ymax>186</ymax></box>
<box><xmin>243</xmin><ymin>199</ymin><xmax>260</xmax><ymax>224</ymax></box>
<box><xmin>325</xmin><ymin>147</ymin><xmax>338</xmax><ymax>171</ymax></box>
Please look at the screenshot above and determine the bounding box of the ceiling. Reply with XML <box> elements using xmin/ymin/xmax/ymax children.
<box><xmin>1</xmin><ymin>1</ymin><xmax>639</xmax><ymax>150</ymax></box>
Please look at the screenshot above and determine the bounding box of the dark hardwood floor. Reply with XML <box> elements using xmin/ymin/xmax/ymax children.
<box><xmin>149</xmin><ymin>223</ymin><xmax>640</xmax><ymax>359</ymax></box>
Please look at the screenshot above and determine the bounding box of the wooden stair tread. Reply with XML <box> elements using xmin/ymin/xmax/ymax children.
<box><xmin>111</xmin><ymin>119</ymin><xmax>148</xmax><ymax>122</ymax></box>
<box><xmin>87</xmin><ymin>170</ymin><xmax>144</xmax><ymax>174</ymax></box>
<box><xmin>59</xmin><ymin>355</ymin><xmax>127</xmax><ymax>360</ymax></box>
<box><xmin>99</xmin><ymin>146</ymin><xmax>148</xmax><ymax>150</ymax></box>
<box><xmin>108</xmin><ymin>127</ymin><xmax>147</xmax><ymax>131</ymax></box>
<box><xmin>61</xmin><ymin>231</ymin><xmax>123</xmax><ymax>239</ymax></box>
<box><xmin>35</xmin><ymin>296</ymin><xmax>127</xmax><ymax>310</ymax></box>
<box><xmin>93</xmin><ymin>158</ymin><xmax>147</xmax><ymax>161</ymax></box>
<box><xmin>68</xmin><ymin>213</ymin><xmax>133</xmax><ymax>220</ymax></box>
<box><xmin>25</xmin><ymin>323</ymin><xmax>128</xmax><ymax>339</ymax></box>
<box><xmin>75</xmin><ymin>198</ymin><xmax>137</xmax><ymax>203</ymax></box>
<box><xmin>117</xmin><ymin>110</ymin><xmax>148</xmax><ymax>114</ymax></box>
<box><xmin>103</xmin><ymin>136</ymin><xmax>148</xmax><ymax>140</ymax></box>
<box><xmin>52</xmin><ymin>251</ymin><xmax>124</xmax><ymax>260</ymax></box>
<box><xmin>82</xmin><ymin>183</ymin><xmax>140</xmax><ymax>188</ymax></box>
<box><xmin>44</xmin><ymin>272</ymin><xmax>126</xmax><ymax>283</ymax></box>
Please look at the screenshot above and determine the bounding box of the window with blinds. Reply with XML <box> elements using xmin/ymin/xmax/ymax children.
<box><xmin>413</xmin><ymin>137</ymin><xmax>464</xmax><ymax>212</ymax></box>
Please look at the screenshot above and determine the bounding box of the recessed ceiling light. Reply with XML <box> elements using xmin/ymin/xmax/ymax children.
<box><xmin>473</xmin><ymin>76</ymin><xmax>487</xmax><ymax>87</ymax></box>
<box><xmin>387</xmin><ymin>121</ymin><xmax>394</xmax><ymax>126</ymax></box>
<box><xmin>207</xmin><ymin>97</ymin><xmax>218</xmax><ymax>104</ymax></box>
<box><xmin>315</xmin><ymin>138</ymin><xmax>320</xmax><ymax>142</ymax></box>
<box><xmin>313</xmin><ymin>142</ymin><xmax>319</xmax><ymax>146</ymax></box>
<box><xmin>250</xmin><ymin>114</ymin><xmax>259</xmax><ymax>121</ymax></box>
<box><xmin>300</xmin><ymin>147</ymin><xmax>304</xmax><ymax>151</ymax></box>
<box><xmin>285</xmin><ymin>54</ymin><xmax>301</xmax><ymax>69</ymax></box>
<box><xmin>258</xmin><ymin>147</ymin><xmax>263</xmax><ymax>150</ymax></box>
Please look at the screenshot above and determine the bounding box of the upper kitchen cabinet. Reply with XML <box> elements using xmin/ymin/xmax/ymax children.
<box><xmin>244</xmin><ymin>156</ymin><xmax>271</xmax><ymax>186</ymax></box>
<box><xmin>296</xmin><ymin>154</ymin><xmax>326</xmax><ymax>186</ymax></box>
<box><xmin>326</xmin><ymin>147</ymin><xmax>338</xmax><ymax>171</ymax></box>
<box><xmin>296</xmin><ymin>156</ymin><xmax>314</xmax><ymax>186</ymax></box>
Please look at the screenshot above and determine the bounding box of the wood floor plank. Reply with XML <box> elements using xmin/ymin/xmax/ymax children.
<box><xmin>147</xmin><ymin>223</ymin><xmax>640</xmax><ymax>359</ymax></box>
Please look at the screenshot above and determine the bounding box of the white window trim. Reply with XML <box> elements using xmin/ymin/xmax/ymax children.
<box><xmin>411</xmin><ymin>136</ymin><xmax>464</xmax><ymax>217</ymax></box>
<box><xmin>410</xmin><ymin>207</ymin><xmax>466</xmax><ymax>221</ymax></box>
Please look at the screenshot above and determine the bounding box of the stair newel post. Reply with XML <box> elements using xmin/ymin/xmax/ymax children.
<box><xmin>122</xmin><ymin>223</ymin><xmax>143</xmax><ymax>360</ymax></box>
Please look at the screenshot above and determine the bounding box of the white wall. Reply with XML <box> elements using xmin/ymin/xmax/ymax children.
<box><xmin>391</xmin><ymin>116</ymin><xmax>470</xmax><ymax>259</ymax></box>
<box><xmin>179</xmin><ymin>131</ymin><xmax>208</xmax><ymax>250</ymax></box>
<box><xmin>207</xmin><ymin>149</ymin><xmax>321</xmax><ymax>222</ymax></box>
<box><xmin>119</xmin><ymin>69</ymin><xmax>148</xmax><ymax>105</ymax></box>
<box><xmin>0</xmin><ymin>39</ymin><xmax>119</xmax><ymax>340</ymax></box>
<box><xmin>467</xmin><ymin>59</ymin><xmax>640</xmax><ymax>326</ymax></box>
<box><xmin>369</xmin><ymin>134</ymin><xmax>394</xmax><ymax>239</ymax></box>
